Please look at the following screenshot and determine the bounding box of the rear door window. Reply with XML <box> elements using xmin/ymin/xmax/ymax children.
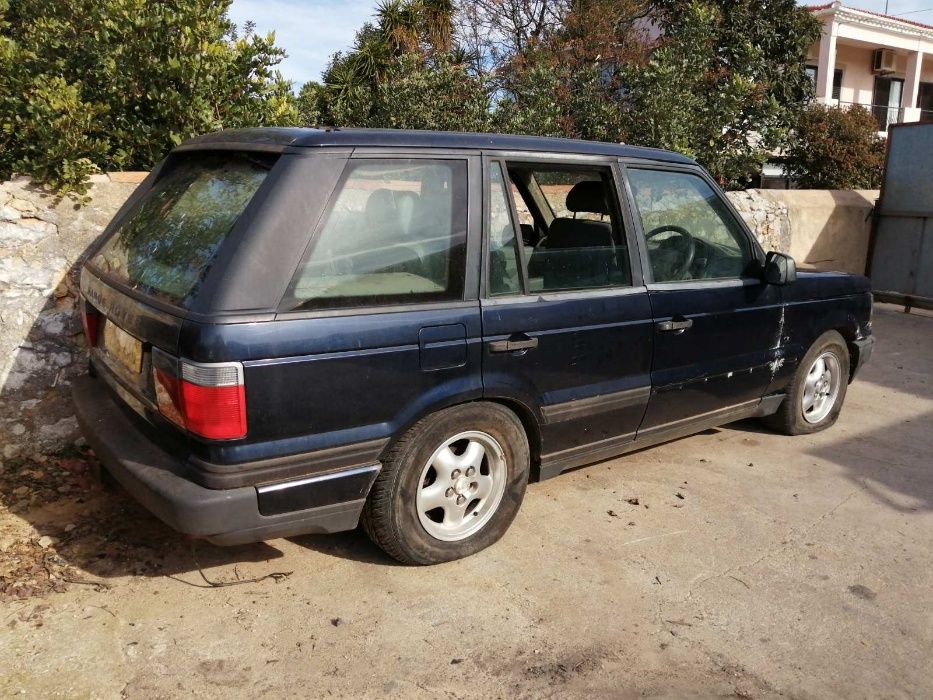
<box><xmin>489</xmin><ymin>164</ymin><xmax>632</xmax><ymax>293</ymax></box>
<box><xmin>284</xmin><ymin>159</ymin><xmax>468</xmax><ymax>310</ymax></box>
<box><xmin>90</xmin><ymin>152</ymin><xmax>276</xmax><ymax>307</ymax></box>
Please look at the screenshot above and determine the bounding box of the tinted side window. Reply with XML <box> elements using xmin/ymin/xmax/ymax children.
<box><xmin>628</xmin><ymin>169</ymin><xmax>753</xmax><ymax>283</ymax></box>
<box><xmin>285</xmin><ymin>160</ymin><xmax>467</xmax><ymax>310</ymax></box>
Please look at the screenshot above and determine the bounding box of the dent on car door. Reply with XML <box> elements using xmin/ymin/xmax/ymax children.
<box><xmin>480</xmin><ymin>157</ymin><xmax>654</xmax><ymax>476</ymax></box>
<box><xmin>237</xmin><ymin>155</ymin><xmax>484</xmax><ymax>464</ymax></box>
<box><xmin>624</xmin><ymin>166</ymin><xmax>783</xmax><ymax>437</ymax></box>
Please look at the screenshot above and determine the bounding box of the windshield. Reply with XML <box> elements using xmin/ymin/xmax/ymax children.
<box><xmin>90</xmin><ymin>152</ymin><xmax>277</xmax><ymax>307</ymax></box>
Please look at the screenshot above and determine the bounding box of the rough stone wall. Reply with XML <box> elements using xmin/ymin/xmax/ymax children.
<box><xmin>726</xmin><ymin>189</ymin><xmax>878</xmax><ymax>272</ymax></box>
<box><xmin>0</xmin><ymin>175</ymin><xmax>144</xmax><ymax>459</ymax></box>
<box><xmin>725</xmin><ymin>190</ymin><xmax>793</xmax><ymax>254</ymax></box>
<box><xmin>0</xmin><ymin>177</ymin><xmax>876</xmax><ymax>458</ymax></box>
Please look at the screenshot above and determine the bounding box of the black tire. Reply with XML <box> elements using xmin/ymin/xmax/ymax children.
<box><xmin>764</xmin><ymin>330</ymin><xmax>850</xmax><ymax>435</ymax></box>
<box><xmin>361</xmin><ymin>403</ymin><xmax>530</xmax><ymax>565</ymax></box>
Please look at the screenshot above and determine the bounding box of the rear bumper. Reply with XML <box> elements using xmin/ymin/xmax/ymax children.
<box><xmin>851</xmin><ymin>334</ymin><xmax>875</xmax><ymax>380</ymax></box>
<box><xmin>72</xmin><ymin>375</ymin><xmax>378</xmax><ymax>545</ymax></box>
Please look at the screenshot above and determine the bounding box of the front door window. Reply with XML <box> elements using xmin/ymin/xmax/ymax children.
<box><xmin>627</xmin><ymin>169</ymin><xmax>754</xmax><ymax>283</ymax></box>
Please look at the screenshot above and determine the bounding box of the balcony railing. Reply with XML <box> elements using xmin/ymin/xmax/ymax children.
<box><xmin>835</xmin><ymin>100</ymin><xmax>904</xmax><ymax>132</ymax></box>
<box><xmin>871</xmin><ymin>105</ymin><xmax>906</xmax><ymax>132</ymax></box>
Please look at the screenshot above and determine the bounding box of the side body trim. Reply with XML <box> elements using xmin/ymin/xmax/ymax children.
<box><xmin>188</xmin><ymin>438</ymin><xmax>389</xmax><ymax>489</ymax></box>
<box><xmin>541</xmin><ymin>386</ymin><xmax>651</xmax><ymax>424</ymax></box>
<box><xmin>257</xmin><ymin>464</ymin><xmax>381</xmax><ymax>494</ymax></box>
<box><xmin>537</xmin><ymin>394</ymin><xmax>785</xmax><ymax>481</ymax></box>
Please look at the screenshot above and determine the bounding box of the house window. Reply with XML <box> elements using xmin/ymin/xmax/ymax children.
<box><xmin>873</xmin><ymin>76</ymin><xmax>905</xmax><ymax>131</ymax></box>
<box><xmin>806</xmin><ymin>65</ymin><xmax>843</xmax><ymax>100</ymax></box>
<box><xmin>919</xmin><ymin>83</ymin><xmax>933</xmax><ymax>122</ymax></box>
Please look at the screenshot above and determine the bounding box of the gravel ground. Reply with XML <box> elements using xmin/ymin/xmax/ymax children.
<box><xmin>1</xmin><ymin>303</ymin><xmax>931</xmax><ymax>698</ymax></box>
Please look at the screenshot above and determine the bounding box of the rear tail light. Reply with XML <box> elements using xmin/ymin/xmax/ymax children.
<box><xmin>81</xmin><ymin>301</ymin><xmax>100</xmax><ymax>347</ymax></box>
<box><xmin>152</xmin><ymin>349</ymin><xmax>247</xmax><ymax>440</ymax></box>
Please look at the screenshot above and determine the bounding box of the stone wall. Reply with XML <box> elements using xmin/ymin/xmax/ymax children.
<box><xmin>0</xmin><ymin>177</ymin><xmax>877</xmax><ymax>457</ymax></box>
<box><xmin>725</xmin><ymin>190</ymin><xmax>792</xmax><ymax>254</ymax></box>
<box><xmin>0</xmin><ymin>175</ymin><xmax>145</xmax><ymax>460</ymax></box>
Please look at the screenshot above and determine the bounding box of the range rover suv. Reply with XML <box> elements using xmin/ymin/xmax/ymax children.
<box><xmin>73</xmin><ymin>128</ymin><xmax>874</xmax><ymax>564</ymax></box>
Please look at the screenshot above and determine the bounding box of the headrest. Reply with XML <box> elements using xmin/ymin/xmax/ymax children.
<box><xmin>565</xmin><ymin>181</ymin><xmax>610</xmax><ymax>215</ymax></box>
<box><xmin>366</xmin><ymin>188</ymin><xmax>396</xmax><ymax>216</ymax></box>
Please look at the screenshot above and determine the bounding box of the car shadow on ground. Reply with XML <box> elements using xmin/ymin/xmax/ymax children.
<box><xmin>289</xmin><ymin>529</ymin><xmax>399</xmax><ymax>566</ymax></box>
<box><xmin>0</xmin><ymin>442</ymin><xmax>400</xmax><ymax>598</ymax></box>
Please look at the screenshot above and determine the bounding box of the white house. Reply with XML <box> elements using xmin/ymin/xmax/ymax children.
<box><xmin>807</xmin><ymin>2</ymin><xmax>933</xmax><ymax>132</ymax></box>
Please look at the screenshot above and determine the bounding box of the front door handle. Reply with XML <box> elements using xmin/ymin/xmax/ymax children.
<box><xmin>656</xmin><ymin>318</ymin><xmax>693</xmax><ymax>333</ymax></box>
<box><xmin>488</xmin><ymin>335</ymin><xmax>539</xmax><ymax>353</ymax></box>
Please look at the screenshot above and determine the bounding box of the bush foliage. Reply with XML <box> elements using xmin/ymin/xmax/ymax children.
<box><xmin>2</xmin><ymin>0</ymin><xmax>835</xmax><ymax>194</ymax></box>
<box><xmin>300</xmin><ymin>0</ymin><xmax>821</xmax><ymax>188</ymax></box>
<box><xmin>786</xmin><ymin>104</ymin><xmax>886</xmax><ymax>189</ymax></box>
<box><xmin>0</xmin><ymin>0</ymin><xmax>296</xmax><ymax>196</ymax></box>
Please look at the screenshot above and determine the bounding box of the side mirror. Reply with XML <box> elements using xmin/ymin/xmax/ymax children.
<box><xmin>764</xmin><ymin>251</ymin><xmax>797</xmax><ymax>285</ymax></box>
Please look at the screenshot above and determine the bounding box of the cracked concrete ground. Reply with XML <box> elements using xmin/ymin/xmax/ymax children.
<box><xmin>2</xmin><ymin>303</ymin><xmax>931</xmax><ymax>698</ymax></box>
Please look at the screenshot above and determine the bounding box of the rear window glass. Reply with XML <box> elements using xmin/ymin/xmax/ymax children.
<box><xmin>90</xmin><ymin>152</ymin><xmax>276</xmax><ymax>307</ymax></box>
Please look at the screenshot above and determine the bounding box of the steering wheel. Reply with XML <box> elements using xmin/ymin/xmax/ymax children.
<box><xmin>645</xmin><ymin>225</ymin><xmax>696</xmax><ymax>280</ymax></box>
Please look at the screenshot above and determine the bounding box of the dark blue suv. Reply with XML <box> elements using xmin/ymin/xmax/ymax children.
<box><xmin>73</xmin><ymin>128</ymin><xmax>874</xmax><ymax>564</ymax></box>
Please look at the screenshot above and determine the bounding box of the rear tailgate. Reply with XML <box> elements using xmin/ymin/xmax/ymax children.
<box><xmin>81</xmin><ymin>267</ymin><xmax>184</xmax><ymax>424</ymax></box>
<box><xmin>79</xmin><ymin>150</ymin><xmax>279</xmax><ymax>429</ymax></box>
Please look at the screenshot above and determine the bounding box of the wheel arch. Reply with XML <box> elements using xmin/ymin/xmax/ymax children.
<box><xmin>377</xmin><ymin>393</ymin><xmax>544</xmax><ymax>470</ymax></box>
<box><xmin>830</xmin><ymin>323</ymin><xmax>860</xmax><ymax>382</ymax></box>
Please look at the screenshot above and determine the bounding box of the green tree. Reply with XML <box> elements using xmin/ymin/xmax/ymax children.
<box><xmin>475</xmin><ymin>0</ymin><xmax>819</xmax><ymax>186</ymax></box>
<box><xmin>493</xmin><ymin>0</ymin><xmax>647</xmax><ymax>142</ymax></box>
<box><xmin>298</xmin><ymin>0</ymin><xmax>489</xmax><ymax>131</ymax></box>
<box><xmin>786</xmin><ymin>104</ymin><xmax>885</xmax><ymax>189</ymax></box>
<box><xmin>622</xmin><ymin>0</ymin><xmax>821</xmax><ymax>187</ymax></box>
<box><xmin>305</xmin><ymin>0</ymin><xmax>819</xmax><ymax>188</ymax></box>
<box><xmin>0</xmin><ymin>0</ymin><xmax>296</xmax><ymax>195</ymax></box>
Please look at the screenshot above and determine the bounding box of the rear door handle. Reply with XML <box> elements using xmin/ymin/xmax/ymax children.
<box><xmin>656</xmin><ymin>318</ymin><xmax>693</xmax><ymax>333</ymax></box>
<box><xmin>488</xmin><ymin>335</ymin><xmax>539</xmax><ymax>353</ymax></box>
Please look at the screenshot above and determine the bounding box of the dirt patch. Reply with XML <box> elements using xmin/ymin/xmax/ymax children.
<box><xmin>0</xmin><ymin>447</ymin><xmax>180</xmax><ymax>600</ymax></box>
<box><xmin>523</xmin><ymin>654</ymin><xmax>602</xmax><ymax>683</ymax></box>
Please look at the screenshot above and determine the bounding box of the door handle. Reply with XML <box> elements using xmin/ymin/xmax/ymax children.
<box><xmin>488</xmin><ymin>335</ymin><xmax>539</xmax><ymax>353</ymax></box>
<box><xmin>656</xmin><ymin>318</ymin><xmax>693</xmax><ymax>333</ymax></box>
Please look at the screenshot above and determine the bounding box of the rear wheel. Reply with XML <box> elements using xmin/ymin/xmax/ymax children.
<box><xmin>765</xmin><ymin>330</ymin><xmax>850</xmax><ymax>435</ymax></box>
<box><xmin>361</xmin><ymin>403</ymin><xmax>529</xmax><ymax>565</ymax></box>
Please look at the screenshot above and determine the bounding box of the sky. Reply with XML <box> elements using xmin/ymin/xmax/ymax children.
<box><xmin>228</xmin><ymin>0</ymin><xmax>933</xmax><ymax>89</ymax></box>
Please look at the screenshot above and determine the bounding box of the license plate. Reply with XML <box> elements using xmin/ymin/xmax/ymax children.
<box><xmin>102</xmin><ymin>320</ymin><xmax>143</xmax><ymax>374</ymax></box>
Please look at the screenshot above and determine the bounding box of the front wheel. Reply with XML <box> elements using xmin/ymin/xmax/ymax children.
<box><xmin>361</xmin><ymin>403</ymin><xmax>530</xmax><ymax>565</ymax></box>
<box><xmin>765</xmin><ymin>330</ymin><xmax>850</xmax><ymax>435</ymax></box>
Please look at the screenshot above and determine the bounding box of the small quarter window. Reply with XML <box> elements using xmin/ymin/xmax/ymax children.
<box><xmin>628</xmin><ymin>169</ymin><xmax>754</xmax><ymax>283</ymax></box>
<box><xmin>488</xmin><ymin>163</ymin><xmax>522</xmax><ymax>296</ymax></box>
<box><xmin>285</xmin><ymin>159</ymin><xmax>467</xmax><ymax>310</ymax></box>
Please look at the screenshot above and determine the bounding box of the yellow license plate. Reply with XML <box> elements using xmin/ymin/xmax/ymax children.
<box><xmin>102</xmin><ymin>320</ymin><xmax>143</xmax><ymax>374</ymax></box>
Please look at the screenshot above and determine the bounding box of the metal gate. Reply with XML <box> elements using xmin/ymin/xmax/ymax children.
<box><xmin>868</xmin><ymin>123</ymin><xmax>933</xmax><ymax>311</ymax></box>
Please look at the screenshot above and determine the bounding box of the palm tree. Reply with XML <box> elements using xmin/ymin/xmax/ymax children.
<box><xmin>376</xmin><ymin>0</ymin><xmax>420</xmax><ymax>55</ymax></box>
<box><xmin>417</xmin><ymin>0</ymin><xmax>455</xmax><ymax>54</ymax></box>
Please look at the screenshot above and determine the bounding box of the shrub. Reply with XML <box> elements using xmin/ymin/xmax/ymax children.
<box><xmin>786</xmin><ymin>104</ymin><xmax>886</xmax><ymax>189</ymax></box>
<box><xmin>0</xmin><ymin>0</ymin><xmax>297</xmax><ymax>196</ymax></box>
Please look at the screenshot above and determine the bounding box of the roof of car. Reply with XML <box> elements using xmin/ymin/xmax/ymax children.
<box><xmin>181</xmin><ymin>127</ymin><xmax>697</xmax><ymax>165</ymax></box>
